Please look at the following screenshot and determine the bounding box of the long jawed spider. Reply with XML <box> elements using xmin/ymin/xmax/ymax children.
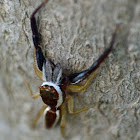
<box><xmin>27</xmin><ymin>0</ymin><xmax>119</xmax><ymax>137</ymax></box>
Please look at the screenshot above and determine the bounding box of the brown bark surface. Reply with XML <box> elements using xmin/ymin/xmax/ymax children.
<box><xmin>0</xmin><ymin>0</ymin><xmax>140</xmax><ymax>140</ymax></box>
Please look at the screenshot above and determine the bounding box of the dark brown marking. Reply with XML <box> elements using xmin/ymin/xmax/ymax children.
<box><xmin>45</xmin><ymin>108</ymin><xmax>57</xmax><ymax>128</ymax></box>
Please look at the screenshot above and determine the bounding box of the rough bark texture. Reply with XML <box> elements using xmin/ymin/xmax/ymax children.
<box><xmin>0</xmin><ymin>0</ymin><xmax>140</xmax><ymax>140</ymax></box>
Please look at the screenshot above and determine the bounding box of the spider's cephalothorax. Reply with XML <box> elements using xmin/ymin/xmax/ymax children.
<box><xmin>28</xmin><ymin>0</ymin><xmax>119</xmax><ymax>137</ymax></box>
<box><xmin>40</xmin><ymin>61</ymin><xmax>64</xmax><ymax>107</ymax></box>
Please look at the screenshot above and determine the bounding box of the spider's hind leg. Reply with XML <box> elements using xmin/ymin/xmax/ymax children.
<box><xmin>60</xmin><ymin>103</ymin><xmax>67</xmax><ymax>137</ymax></box>
<box><xmin>67</xmin><ymin>95</ymin><xmax>99</xmax><ymax>115</ymax></box>
<box><xmin>32</xmin><ymin>105</ymin><xmax>47</xmax><ymax>128</ymax></box>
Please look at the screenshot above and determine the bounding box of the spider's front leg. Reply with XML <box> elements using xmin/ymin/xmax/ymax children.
<box><xmin>30</xmin><ymin>0</ymin><xmax>49</xmax><ymax>81</ymax></box>
<box><xmin>68</xmin><ymin>70</ymin><xmax>97</xmax><ymax>93</ymax></box>
<box><xmin>67</xmin><ymin>26</ymin><xmax>119</xmax><ymax>92</ymax></box>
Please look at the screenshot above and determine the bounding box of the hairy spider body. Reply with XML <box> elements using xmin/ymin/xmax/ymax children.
<box><xmin>28</xmin><ymin>0</ymin><xmax>119</xmax><ymax>137</ymax></box>
<box><xmin>39</xmin><ymin>60</ymin><xmax>65</xmax><ymax>128</ymax></box>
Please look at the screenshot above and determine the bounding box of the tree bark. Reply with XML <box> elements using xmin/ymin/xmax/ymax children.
<box><xmin>0</xmin><ymin>0</ymin><xmax>140</xmax><ymax>140</ymax></box>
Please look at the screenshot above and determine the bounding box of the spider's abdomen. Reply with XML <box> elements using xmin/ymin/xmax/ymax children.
<box><xmin>44</xmin><ymin>106</ymin><xmax>60</xmax><ymax>128</ymax></box>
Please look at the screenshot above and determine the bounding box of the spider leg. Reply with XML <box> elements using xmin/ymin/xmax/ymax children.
<box><xmin>67</xmin><ymin>95</ymin><xmax>98</xmax><ymax>115</ymax></box>
<box><xmin>30</xmin><ymin>1</ymin><xmax>49</xmax><ymax>81</ymax></box>
<box><xmin>30</xmin><ymin>0</ymin><xmax>48</xmax><ymax>49</ymax></box>
<box><xmin>24</xmin><ymin>76</ymin><xmax>40</xmax><ymax>98</ymax></box>
<box><xmin>60</xmin><ymin>103</ymin><xmax>66</xmax><ymax>137</ymax></box>
<box><xmin>68</xmin><ymin>26</ymin><xmax>119</xmax><ymax>84</ymax></box>
<box><xmin>32</xmin><ymin>105</ymin><xmax>47</xmax><ymax>127</ymax></box>
<box><xmin>33</xmin><ymin>48</ymin><xmax>45</xmax><ymax>81</ymax></box>
<box><xmin>68</xmin><ymin>70</ymin><xmax>97</xmax><ymax>93</ymax></box>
